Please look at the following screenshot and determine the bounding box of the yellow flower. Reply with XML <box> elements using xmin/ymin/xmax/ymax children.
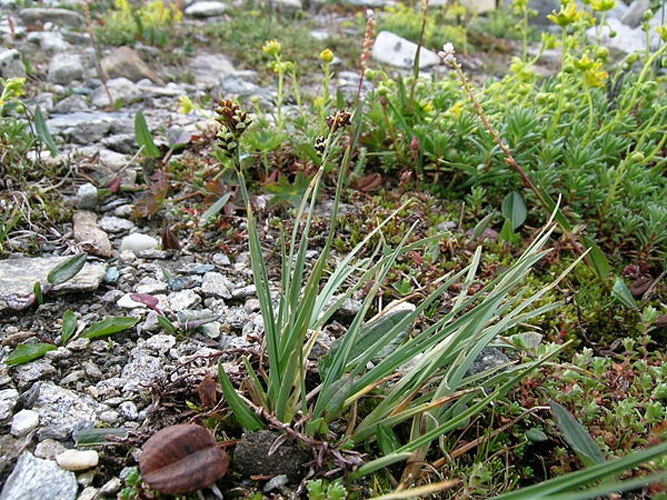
<box><xmin>262</xmin><ymin>39</ymin><xmax>281</xmax><ymax>57</ymax></box>
<box><xmin>319</xmin><ymin>49</ymin><xmax>334</xmax><ymax>63</ymax></box>
<box><xmin>584</xmin><ymin>66</ymin><xmax>608</xmax><ymax>87</ymax></box>
<box><xmin>547</xmin><ymin>1</ymin><xmax>583</xmax><ymax>27</ymax></box>
<box><xmin>657</xmin><ymin>25</ymin><xmax>667</xmax><ymax>43</ymax></box>
<box><xmin>590</xmin><ymin>0</ymin><xmax>616</xmax><ymax>11</ymax></box>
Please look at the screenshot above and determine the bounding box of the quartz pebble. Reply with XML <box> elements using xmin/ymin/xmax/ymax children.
<box><xmin>120</xmin><ymin>233</ymin><xmax>159</xmax><ymax>252</ymax></box>
<box><xmin>56</xmin><ymin>449</ymin><xmax>100</xmax><ymax>471</ymax></box>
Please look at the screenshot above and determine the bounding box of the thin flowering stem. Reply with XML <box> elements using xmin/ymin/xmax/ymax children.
<box><xmin>439</xmin><ymin>46</ymin><xmax>592</xmax><ymax>264</ymax></box>
<box><xmin>356</xmin><ymin>9</ymin><xmax>376</xmax><ymax>106</ymax></box>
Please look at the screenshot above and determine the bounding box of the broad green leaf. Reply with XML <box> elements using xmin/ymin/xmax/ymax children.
<box><xmin>134</xmin><ymin>111</ymin><xmax>160</xmax><ymax>158</ymax></box>
<box><xmin>34</xmin><ymin>106</ymin><xmax>59</xmax><ymax>156</ymax></box>
<box><xmin>200</xmin><ymin>192</ymin><xmax>233</xmax><ymax>223</ymax></box>
<box><xmin>501</xmin><ymin>191</ymin><xmax>527</xmax><ymax>230</ymax></box>
<box><xmin>47</xmin><ymin>253</ymin><xmax>87</xmax><ymax>285</ymax></box>
<box><xmin>5</xmin><ymin>343</ymin><xmax>57</xmax><ymax>365</ymax></box>
<box><xmin>217</xmin><ymin>362</ymin><xmax>264</xmax><ymax>431</ymax></box>
<box><xmin>81</xmin><ymin>317</ymin><xmax>139</xmax><ymax>339</ymax></box>
<box><xmin>60</xmin><ymin>310</ymin><xmax>77</xmax><ymax>345</ymax></box>
<box><xmin>550</xmin><ymin>400</ymin><xmax>605</xmax><ymax>467</ymax></box>
<box><xmin>611</xmin><ymin>276</ymin><xmax>638</xmax><ymax>310</ymax></box>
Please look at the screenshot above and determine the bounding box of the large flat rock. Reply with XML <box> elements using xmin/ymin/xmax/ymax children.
<box><xmin>0</xmin><ymin>256</ymin><xmax>107</xmax><ymax>313</ymax></box>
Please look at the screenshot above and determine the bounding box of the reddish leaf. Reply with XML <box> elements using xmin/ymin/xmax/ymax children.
<box><xmin>140</xmin><ymin>424</ymin><xmax>228</xmax><ymax>494</ymax></box>
<box><xmin>108</xmin><ymin>177</ymin><xmax>121</xmax><ymax>193</ymax></box>
<box><xmin>161</xmin><ymin>227</ymin><xmax>181</xmax><ymax>251</ymax></box>
<box><xmin>197</xmin><ymin>373</ymin><xmax>219</xmax><ymax>409</ymax></box>
<box><xmin>129</xmin><ymin>293</ymin><xmax>162</xmax><ymax>314</ymax></box>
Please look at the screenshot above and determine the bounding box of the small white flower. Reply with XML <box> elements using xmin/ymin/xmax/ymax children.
<box><xmin>438</xmin><ymin>42</ymin><xmax>456</xmax><ymax>66</ymax></box>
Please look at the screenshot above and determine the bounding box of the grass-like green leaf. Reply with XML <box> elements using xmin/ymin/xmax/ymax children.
<box><xmin>34</xmin><ymin>106</ymin><xmax>59</xmax><ymax>156</ymax></box>
<box><xmin>200</xmin><ymin>192</ymin><xmax>233</xmax><ymax>223</ymax></box>
<box><xmin>81</xmin><ymin>317</ymin><xmax>139</xmax><ymax>339</ymax></box>
<box><xmin>134</xmin><ymin>111</ymin><xmax>161</xmax><ymax>158</ymax></box>
<box><xmin>611</xmin><ymin>276</ymin><xmax>638</xmax><ymax>310</ymax></box>
<box><xmin>47</xmin><ymin>253</ymin><xmax>87</xmax><ymax>285</ymax></box>
<box><xmin>60</xmin><ymin>310</ymin><xmax>77</xmax><ymax>345</ymax></box>
<box><xmin>5</xmin><ymin>343</ymin><xmax>57</xmax><ymax>365</ymax></box>
<box><xmin>550</xmin><ymin>400</ymin><xmax>605</xmax><ymax>467</ymax></box>
<box><xmin>492</xmin><ymin>440</ymin><xmax>667</xmax><ymax>499</ymax></box>
<box><xmin>157</xmin><ymin>315</ymin><xmax>178</xmax><ymax>335</ymax></box>
<box><xmin>218</xmin><ymin>361</ymin><xmax>264</xmax><ymax>431</ymax></box>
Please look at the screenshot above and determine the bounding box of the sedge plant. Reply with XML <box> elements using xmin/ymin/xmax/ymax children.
<box><xmin>212</xmin><ymin>98</ymin><xmax>593</xmax><ymax>483</ymax></box>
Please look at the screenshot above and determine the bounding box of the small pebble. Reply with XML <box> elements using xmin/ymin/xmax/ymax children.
<box><xmin>11</xmin><ymin>409</ymin><xmax>40</xmax><ymax>437</ymax></box>
<box><xmin>76</xmin><ymin>183</ymin><xmax>98</xmax><ymax>209</ymax></box>
<box><xmin>77</xmin><ymin>486</ymin><xmax>98</xmax><ymax>500</ymax></box>
<box><xmin>34</xmin><ymin>438</ymin><xmax>67</xmax><ymax>459</ymax></box>
<box><xmin>56</xmin><ymin>449</ymin><xmax>99</xmax><ymax>471</ymax></box>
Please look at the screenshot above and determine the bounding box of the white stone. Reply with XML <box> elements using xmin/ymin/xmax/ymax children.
<box><xmin>92</xmin><ymin>77</ymin><xmax>142</xmax><ymax>108</ymax></box>
<box><xmin>432</xmin><ymin>0</ymin><xmax>495</xmax><ymax>13</ymax></box>
<box><xmin>372</xmin><ymin>31</ymin><xmax>441</xmax><ymax>69</ymax></box>
<box><xmin>56</xmin><ymin>449</ymin><xmax>99</xmax><ymax>471</ymax></box>
<box><xmin>76</xmin><ymin>183</ymin><xmax>98</xmax><ymax>210</ymax></box>
<box><xmin>120</xmin><ymin>233</ymin><xmax>159</xmax><ymax>252</ymax></box>
<box><xmin>586</xmin><ymin>18</ymin><xmax>645</xmax><ymax>54</ymax></box>
<box><xmin>0</xmin><ymin>388</ymin><xmax>19</xmax><ymax>423</ymax></box>
<box><xmin>184</xmin><ymin>1</ymin><xmax>227</xmax><ymax>17</ymax></box>
<box><xmin>10</xmin><ymin>409</ymin><xmax>40</xmax><ymax>437</ymax></box>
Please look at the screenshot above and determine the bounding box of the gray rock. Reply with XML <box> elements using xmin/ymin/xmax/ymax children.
<box><xmin>202</xmin><ymin>272</ymin><xmax>233</xmax><ymax>299</ymax></box>
<box><xmin>166</xmin><ymin>289</ymin><xmax>202</xmax><ymax>312</ymax></box>
<box><xmin>184</xmin><ymin>1</ymin><xmax>228</xmax><ymax>17</ymax></box>
<box><xmin>47</xmin><ymin>112</ymin><xmax>131</xmax><ymax>144</ymax></box>
<box><xmin>19</xmin><ymin>8</ymin><xmax>85</xmax><ymax>28</ymax></box>
<box><xmin>120</xmin><ymin>349</ymin><xmax>166</xmax><ymax>393</ymax></box>
<box><xmin>53</xmin><ymin>94</ymin><xmax>89</xmax><ymax>114</ymax></box>
<box><xmin>433</xmin><ymin>0</ymin><xmax>494</xmax><ymax>13</ymax></box>
<box><xmin>0</xmin><ymin>389</ymin><xmax>19</xmax><ymax>424</ymax></box>
<box><xmin>26</xmin><ymin>32</ymin><xmax>71</xmax><ymax>52</ymax></box>
<box><xmin>47</xmin><ymin>53</ymin><xmax>84</xmax><ymax>85</ymax></box>
<box><xmin>91</xmin><ymin>77</ymin><xmax>142</xmax><ymax>108</ymax></box>
<box><xmin>188</xmin><ymin>53</ymin><xmax>235</xmax><ymax>88</ymax></box>
<box><xmin>0</xmin><ymin>452</ymin><xmax>77</xmax><ymax>500</ymax></box>
<box><xmin>465</xmin><ymin>347</ymin><xmax>511</xmax><ymax>377</ymax></box>
<box><xmin>134</xmin><ymin>277</ymin><xmax>168</xmax><ymax>295</ymax></box>
<box><xmin>98</xmin><ymin>216</ymin><xmax>135</xmax><ymax>234</ymax></box>
<box><xmin>621</xmin><ymin>0</ymin><xmax>650</xmax><ymax>27</ymax></box>
<box><xmin>76</xmin><ymin>183</ymin><xmax>98</xmax><ymax>210</ymax></box>
<box><xmin>34</xmin><ymin>439</ymin><xmax>67</xmax><ymax>460</ymax></box>
<box><xmin>220</xmin><ymin>74</ymin><xmax>260</xmax><ymax>95</ymax></box>
<box><xmin>11</xmin><ymin>361</ymin><xmax>57</xmax><ymax>391</ymax></box>
<box><xmin>101</xmin><ymin>46</ymin><xmax>164</xmax><ymax>85</ymax></box>
<box><xmin>0</xmin><ymin>49</ymin><xmax>26</xmax><ymax>80</ymax></box>
<box><xmin>33</xmin><ymin>381</ymin><xmax>108</xmax><ymax>440</ymax></box>
<box><xmin>372</xmin><ymin>31</ymin><xmax>440</xmax><ymax>69</ymax></box>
